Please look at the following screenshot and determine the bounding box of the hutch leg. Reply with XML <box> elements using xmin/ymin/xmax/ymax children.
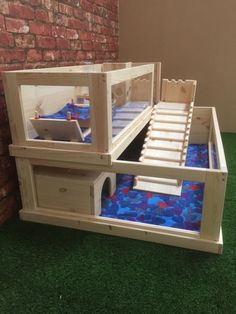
<box><xmin>16</xmin><ymin>158</ymin><xmax>37</xmax><ymax>210</ymax></box>
<box><xmin>200</xmin><ymin>171</ymin><xmax>227</xmax><ymax>241</ymax></box>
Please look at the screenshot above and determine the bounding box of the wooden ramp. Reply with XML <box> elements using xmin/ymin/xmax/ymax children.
<box><xmin>134</xmin><ymin>79</ymin><xmax>196</xmax><ymax>196</ymax></box>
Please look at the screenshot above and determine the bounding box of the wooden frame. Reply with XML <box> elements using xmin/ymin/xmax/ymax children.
<box><xmin>3</xmin><ymin>63</ymin><xmax>227</xmax><ymax>254</ymax></box>
<box><xmin>10</xmin><ymin>107</ymin><xmax>227</xmax><ymax>254</ymax></box>
<box><xmin>3</xmin><ymin>63</ymin><xmax>157</xmax><ymax>163</ymax></box>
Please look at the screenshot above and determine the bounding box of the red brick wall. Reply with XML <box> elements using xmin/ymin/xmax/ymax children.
<box><xmin>0</xmin><ymin>0</ymin><xmax>119</xmax><ymax>224</ymax></box>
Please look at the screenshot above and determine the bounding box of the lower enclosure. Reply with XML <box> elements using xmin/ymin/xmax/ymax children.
<box><xmin>16</xmin><ymin>107</ymin><xmax>227</xmax><ymax>254</ymax></box>
<box><xmin>18</xmin><ymin>143</ymin><xmax>225</xmax><ymax>254</ymax></box>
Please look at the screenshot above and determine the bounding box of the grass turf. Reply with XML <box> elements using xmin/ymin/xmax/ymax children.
<box><xmin>0</xmin><ymin>133</ymin><xmax>236</xmax><ymax>314</ymax></box>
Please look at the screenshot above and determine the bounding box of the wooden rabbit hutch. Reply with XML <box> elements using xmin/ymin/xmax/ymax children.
<box><xmin>3</xmin><ymin>62</ymin><xmax>227</xmax><ymax>254</ymax></box>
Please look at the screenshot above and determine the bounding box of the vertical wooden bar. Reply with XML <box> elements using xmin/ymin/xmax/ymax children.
<box><xmin>200</xmin><ymin>171</ymin><xmax>227</xmax><ymax>241</ymax></box>
<box><xmin>212</xmin><ymin>107</ymin><xmax>227</xmax><ymax>172</ymax></box>
<box><xmin>16</xmin><ymin>158</ymin><xmax>37</xmax><ymax>210</ymax></box>
<box><xmin>89</xmin><ymin>73</ymin><xmax>112</xmax><ymax>153</ymax></box>
<box><xmin>208</xmin><ymin>113</ymin><xmax>213</xmax><ymax>169</ymax></box>
<box><xmin>2</xmin><ymin>73</ymin><xmax>26</xmax><ymax>145</ymax></box>
<box><xmin>154</xmin><ymin>62</ymin><xmax>161</xmax><ymax>103</ymax></box>
<box><xmin>147</xmin><ymin>69</ymin><xmax>154</xmax><ymax>107</ymax></box>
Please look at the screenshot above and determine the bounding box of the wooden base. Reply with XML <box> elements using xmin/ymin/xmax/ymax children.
<box><xmin>19</xmin><ymin>207</ymin><xmax>223</xmax><ymax>254</ymax></box>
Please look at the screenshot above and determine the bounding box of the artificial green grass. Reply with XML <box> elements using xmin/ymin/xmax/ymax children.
<box><xmin>0</xmin><ymin>134</ymin><xmax>236</xmax><ymax>314</ymax></box>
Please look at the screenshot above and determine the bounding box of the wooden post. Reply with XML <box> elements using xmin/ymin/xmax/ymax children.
<box><xmin>154</xmin><ymin>62</ymin><xmax>161</xmax><ymax>103</ymax></box>
<box><xmin>16</xmin><ymin>158</ymin><xmax>37</xmax><ymax>210</ymax></box>
<box><xmin>2</xmin><ymin>73</ymin><xmax>26</xmax><ymax>145</ymax></box>
<box><xmin>89</xmin><ymin>73</ymin><xmax>112</xmax><ymax>153</ymax></box>
<box><xmin>200</xmin><ymin>171</ymin><xmax>227</xmax><ymax>241</ymax></box>
<box><xmin>208</xmin><ymin>114</ymin><xmax>213</xmax><ymax>169</ymax></box>
<box><xmin>147</xmin><ymin>70</ymin><xmax>154</xmax><ymax>107</ymax></box>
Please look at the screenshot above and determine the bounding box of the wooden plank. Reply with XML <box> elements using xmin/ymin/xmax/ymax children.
<box><xmin>200</xmin><ymin>171</ymin><xmax>227</xmax><ymax>241</ymax></box>
<box><xmin>208</xmin><ymin>113</ymin><xmax>213</xmax><ymax>169</ymax></box>
<box><xmin>157</xmin><ymin>101</ymin><xmax>189</xmax><ymax>111</ymax></box>
<box><xmin>16</xmin><ymin>158</ymin><xmax>37</xmax><ymax>209</ymax></box>
<box><xmin>15</xmin><ymin>72</ymin><xmax>90</xmax><ymax>86</ymax></box>
<box><xmin>212</xmin><ymin>107</ymin><xmax>227</xmax><ymax>171</ymax></box>
<box><xmin>28</xmin><ymin>158</ymin><xmax>211</xmax><ymax>182</ymax></box>
<box><xmin>189</xmin><ymin>107</ymin><xmax>211</xmax><ymax>144</ymax></box>
<box><xmin>89</xmin><ymin>73</ymin><xmax>112</xmax><ymax>153</ymax></box>
<box><xmin>141</xmin><ymin>157</ymin><xmax>180</xmax><ymax>166</ymax></box>
<box><xmin>35</xmin><ymin>170</ymin><xmax>91</xmax><ymax>214</ymax></box>
<box><xmin>151</xmin><ymin>122</ymin><xmax>186</xmax><ymax>132</ymax></box>
<box><xmin>80</xmin><ymin>213</ymin><xmax>197</xmax><ymax>237</ymax></box>
<box><xmin>161</xmin><ymin>79</ymin><xmax>197</xmax><ymax>103</ymax></box>
<box><xmin>149</xmin><ymin>130</ymin><xmax>185</xmax><ymax>141</ymax></box>
<box><xmin>155</xmin><ymin>62</ymin><xmax>161</xmax><ymax>103</ymax></box>
<box><xmin>109</xmin><ymin>64</ymin><xmax>154</xmax><ymax>85</ymax></box>
<box><xmin>2</xmin><ymin>72</ymin><xmax>26</xmax><ymax>145</ymax></box>
<box><xmin>24</xmin><ymin>138</ymin><xmax>93</xmax><ymax>152</ymax></box>
<box><xmin>143</xmin><ymin>148</ymin><xmax>182</xmax><ymax>162</ymax></box>
<box><xmin>102</xmin><ymin>63</ymin><xmax>131</xmax><ymax>71</ymax></box>
<box><xmin>14</xmin><ymin>64</ymin><xmax>102</xmax><ymax>73</ymax></box>
<box><xmin>19</xmin><ymin>208</ymin><xmax>223</xmax><ymax>254</ymax></box>
<box><xmin>136</xmin><ymin>176</ymin><xmax>178</xmax><ymax>186</ymax></box>
<box><xmin>134</xmin><ymin>179</ymin><xmax>182</xmax><ymax>196</ymax></box>
<box><xmin>9</xmin><ymin>144</ymin><xmax>112</xmax><ymax>166</ymax></box>
<box><xmin>30</xmin><ymin>118</ymin><xmax>84</xmax><ymax>142</ymax></box>
<box><xmin>208</xmin><ymin>142</ymin><xmax>213</xmax><ymax>169</ymax></box>
<box><xmin>156</xmin><ymin>109</ymin><xmax>189</xmax><ymax>116</ymax></box>
<box><xmin>146</xmin><ymin>140</ymin><xmax>183</xmax><ymax>151</ymax></box>
<box><xmin>155</xmin><ymin>114</ymin><xmax>188</xmax><ymax>123</ymax></box>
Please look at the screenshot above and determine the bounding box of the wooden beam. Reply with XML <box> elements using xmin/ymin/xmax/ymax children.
<box><xmin>19</xmin><ymin>207</ymin><xmax>223</xmax><ymax>254</ymax></box>
<box><xmin>89</xmin><ymin>73</ymin><xmax>112</xmax><ymax>152</ymax></box>
<box><xmin>109</xmin><ymin>64</ymin><xmax>154</xmax><ymax>85</ymax></box>
<box><xmin>2</xmin><ymin>72</ymin><xmax>26</xmax><ymax>145</ymax></box>
<box><xmin>15</xmin><ymin>72</ymin><xmax>90</xmax><ymax>86</ymax></box>
<box><xmin>16</xmin><ymin>158</ymin><xmax>37</xmax><ymax>210</ymax></box>
<box><xmin>10</xmin><ymin>145</ymin><xmax>112</xmax><ymax>166</ymax></box>
<box><xmin>200</xmin><ymin>171</ymin><xmax>227</xmax><ymax>241</ymax></box>
<box><xmin>212</xmin><ymin>107</ymin><xmax>227</xmax><ymax>172</ymax></box>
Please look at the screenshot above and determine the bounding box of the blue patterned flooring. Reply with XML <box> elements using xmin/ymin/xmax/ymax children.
<box><xmin>101</xmin><ymin>145</ymin><xmax>209</xmax><ymax>231</ymax></box>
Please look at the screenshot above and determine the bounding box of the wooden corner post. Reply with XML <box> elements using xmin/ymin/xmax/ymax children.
<box><xmin>2</xmin><ymin>73</ymin><xmax>26</xmax><ymax>145</ymax></box>
<box><xmin>200</xmin><ymin>170</ymin><xmax>227</xmax><ymax>241</ymax></box>
<box><xmin>16</xmin><ymin>158</ymin><xmax>37</xmax><ymax>210</ymax></box>
<box><xmin>89</xmin><ymin>73</ymin><xmax>112</xmax><ymax>153</ymax></box>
